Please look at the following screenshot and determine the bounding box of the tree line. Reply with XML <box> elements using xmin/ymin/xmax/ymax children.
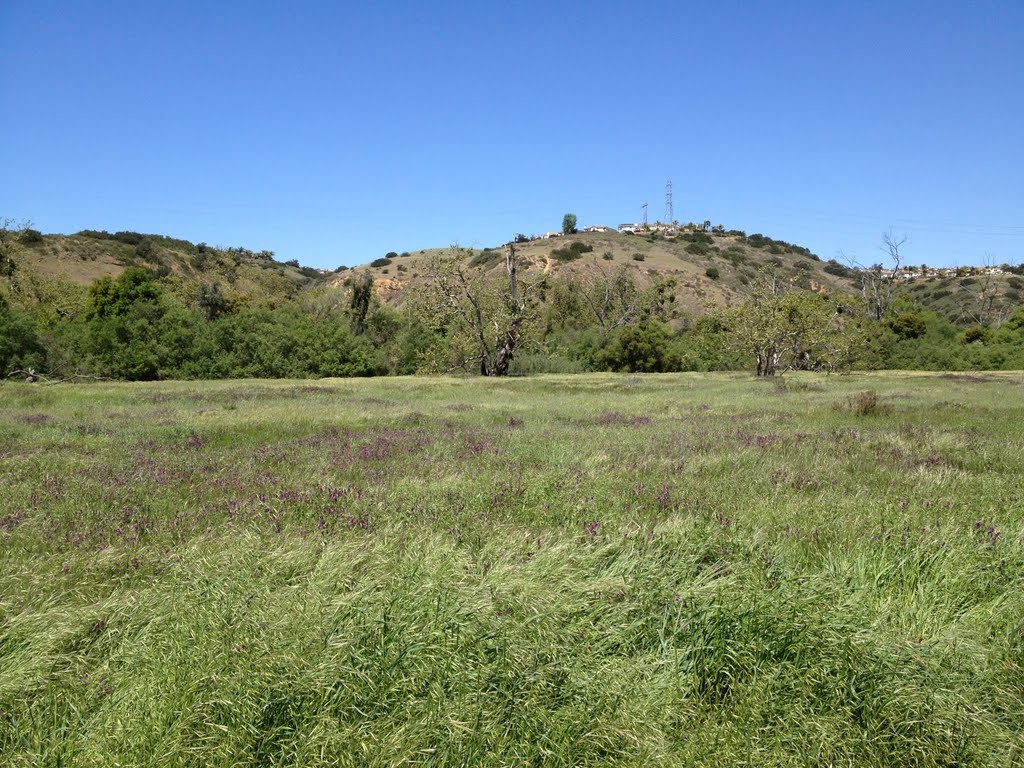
<box><xmin>3</xmin><ymin>239</ymin><xmax>1024</xmax><ymax>382</ymax></box>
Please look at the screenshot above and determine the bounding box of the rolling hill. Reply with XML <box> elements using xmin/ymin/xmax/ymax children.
<box><xmin>331</xmin><ymin>229</ymin><xmax>857</xmax><ymax>318</ymax></box>
<box><xmin>5</xmin><ymin>229</ymin><xmax>321</xmax><ymax>311</ymax></box>
<box><xmin>4</xmin><ymin>224</ymin><xmax>1021</xmax><ymax>326</ymax></box>
<box><xmin>332</xmin><ymin>228</ymin><xmax>1023</xmax><ymax>326</ymax></box>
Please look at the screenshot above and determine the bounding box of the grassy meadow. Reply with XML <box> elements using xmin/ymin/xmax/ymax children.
<box><xmin>1</xmin><ymin>372</ymin><xmax>1022</xmax><ymax>766</ymax></box>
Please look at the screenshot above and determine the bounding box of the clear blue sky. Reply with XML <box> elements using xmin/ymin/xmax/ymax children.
<box><xmin>2</xmin><ymin>1</ymin><xmax>1022</xmax><ymax>269</ymax></box>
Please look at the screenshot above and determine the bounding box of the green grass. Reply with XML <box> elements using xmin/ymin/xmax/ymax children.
<box><xmin>1</xmin><ymin>372</ymin><xmax>1023</xmax><ymax>766</ymax></box>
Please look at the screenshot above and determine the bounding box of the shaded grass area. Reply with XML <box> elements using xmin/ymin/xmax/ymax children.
<box><xmin>1</xmin><ymin>372</ymin><xmax>1023</xmax><ymax>766</ymax></box>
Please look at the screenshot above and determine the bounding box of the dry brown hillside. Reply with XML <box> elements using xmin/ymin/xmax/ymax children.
<box><xmin>8</xmin><ymin>231</ymin><xmax>319</xmax><ymax>309</ymax></box>
<box><xmin>329</xmin><ymin>229</ymin><xmax>859</xmax><ymax>318</ymax></box>
<box><xmin>11</xmin><ymin>226</ymin><xmax>1019</xmax><ymax>326</ymax></box>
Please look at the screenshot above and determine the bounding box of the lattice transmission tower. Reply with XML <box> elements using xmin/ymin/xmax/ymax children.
<box><xmin>664</xmin><ymin>179</ymin><xmax>673</xmax><ymax>223</ymax></box>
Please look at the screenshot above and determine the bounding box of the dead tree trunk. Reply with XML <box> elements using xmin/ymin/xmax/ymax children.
<box><xmin>490</xmin><ymin>242</ymin><xmax>524</xmax><ymax>376</ymax></box>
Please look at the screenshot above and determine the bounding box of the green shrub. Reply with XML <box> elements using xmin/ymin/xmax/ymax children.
<box><xmin>18</xmin><ymin>228</ymin><xmax>43</xmax><ymax>245</ymax></box>
<box><xmin>550</xmin><ymin>241</ymin><xmax>593</xmax><ymax>262</ymax></box>
<box><xmin>741</xmin><ymin>233</ymin><xmax>817</xmax><ymax>259</ymax></box>
<box><xmin>598</xmin><ymin>322</ymin><xmax>677</xmax><ymax>372</ymax></box>
<box><xmin>114</xmin><ymin>231</ymin><xmax>145</xmax><ymax>245</ymax></box>
<box><xmin>705</xmin><ymin>267</ymin><xmax>720</xmax><ymax>280</ymax></box>
<box><xmin>0</xmin><ymin>300</ymin><xmax>47</xmax><ymax>375</ymax></box>
<box><xmin>77</xmin><ymin>229</ymin><xmax>113</xmax><ymax>240</ymax></box>
<box><xmin>960</xmin><ymin>325</ymin><xmax>992</xmax><ymax>345</ymax></box>
<box><xmin>631</xmin><ymin>253</ymin><xmax>645</xmax><ymax>261</ymax></box>
<box><xmin>135</xmin><ymin>238</ymin><xmax>156</xmax><ymax>261</ymax></box>
<box><xmin>370</xmin><ymin>257</ymin><xmax>392</xmax><ymax>268</ymax></box>
<box><xmin>469</xmin><ymin>250</ymin><xmax>503</xmax><ymax>268</ymax></box>
<box><xmin>888</xmin><ymin>312</ymin><xmax>928</xmax><ymax>340</ymax></box>
<box><xmin>723</xmin><ymin>247</ymin><xmax>747</xmax><ymax>267</ymax></box>
<box><xmin>190</xmin><ymin>251</ymin><xmax>210</xmax><ymax>270</ymax></box>
<box><xmin>823</xmin><ymin>260</ymin><xmax>854</xmax><ymax>278</ymax></box>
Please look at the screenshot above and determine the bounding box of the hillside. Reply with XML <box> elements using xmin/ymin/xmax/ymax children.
<box><xmin>337</xmin><ymin>230</ymin><xmax>1024</xmax><ymax>328</ymax></box>
<box><xmin>4</xmin><ymin>221</ymin><xmax>1023</xmax><ymax>381</ymax></box>
<box><xmin>331</xmin><ymin>229</ymin><xmax>858</xmax><ymax>318</ymax></box>
<box><xmin>4</xmin><ymin>225</ymin><xmax>860</xmax><ymax>322</ymax></box>
<box><xmin>5</xmin><ymin>224</ymin><xmax>1021</xmax><ymax>327</ymax></box>
<box><xmin>5</xmin><ymin>229</ymin><xmax>321</xmax><ymax>310</ymax></box>
<box><xmin>898</xmin><ymin>267</ymin><xmax>1024</xmax><ymax>326</ymax></box>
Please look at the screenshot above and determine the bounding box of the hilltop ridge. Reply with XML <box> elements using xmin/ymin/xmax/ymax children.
<box><xmin>332</xmin><ymin>227</ymin><xmax>851</xmax><ymax>317</ymax></box>
<box><xmin>3</xmin><ymin>222</ymin><xmax>1021</xmax><ymax>326</ymax></box>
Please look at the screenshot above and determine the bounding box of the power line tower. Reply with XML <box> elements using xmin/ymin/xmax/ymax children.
<box><xmin>641</xmin><ymin>201</ymin><xmax>648</xmax><ymax>228</ymax></box>
<box><xmin>664</xmin><ymin>179</ymin><xmax>673</xmax><ymax>223</ymax></box>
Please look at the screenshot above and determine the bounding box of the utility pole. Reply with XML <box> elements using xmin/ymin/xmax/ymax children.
<box><xmin>641</xmin><ymin>201</ymin><xmax>648</xmax><ymax>228</ymax></box>
<box><xmin>664</xmin><ymin>179</ymin><xmax>673</xmax><ymax>223</ymax></box>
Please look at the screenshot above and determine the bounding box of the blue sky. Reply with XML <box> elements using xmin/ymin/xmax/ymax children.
<box><xmin>2</xmin><ymin>1</ymin><xmax>1022</xmax><ymax>269</ymax></box>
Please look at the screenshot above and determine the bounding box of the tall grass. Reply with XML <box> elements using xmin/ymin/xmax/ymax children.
<box><xmin>0</xmin><ymin>372</ymin><xmax>1021</xmax><ymax>765</ymax></box>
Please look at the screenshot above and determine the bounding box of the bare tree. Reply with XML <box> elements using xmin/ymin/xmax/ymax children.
<box><xmin>576</xmin><ymin>263</ymin><xmax>640</xmax><ymax>340</ymax></box>
<box><xmin>491</xmin><ymin>241</ymin><xmax>524</xmax><ymax>375</ymax></box>
<box><xmin>881</xmin><ymin>229</ymin><xmax>906</xmax><ymax>267</ymax></box>
<box><xmin>957</xmin><ymin>254</ymin><xmax>1013</xmax><ymax>328</ymax></box>
<box><xmin>843</xmin><ymin>229</ymin><xmax>907</xmax><ymax>321</ymax></box>
<box><xmin>0</xmin><ymin>218</ymin><xmax>33</xmax><ymax>276</ymax></box>
<box><xmin>420</xmin><ymin>242</ymin><xmax>531</xmax><ymax>376</ymax></box>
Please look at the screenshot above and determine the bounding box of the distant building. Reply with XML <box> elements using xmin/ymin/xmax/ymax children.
<box><xmin>649</xmin><ymin>222</ymin><xmax>678</xmax><ymax>234</ymax></box>
<box><xmin>540</xmin><ymin>231</ymin><xmax>563</xmax><ymax>239</ymax></box>
<box><xmin>582</xmin><ymin>225</ymin><xmax>612</xmax><ymax>233</ymax></box>
<box><xmin>619</xmin><ymin>222</ymin><xmax>679</xmax><ymax>234</ymax></box>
